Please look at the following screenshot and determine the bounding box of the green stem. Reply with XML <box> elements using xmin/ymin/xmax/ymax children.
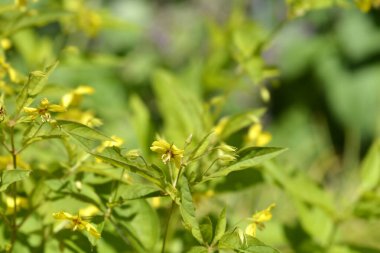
<box><xmin>9</xmin><ymin>123</ymin><xmax>18</xmax><ymax>253</ymax></box>
<box><xmin>161</xmin><ymin>200</ymin><xmax>175</xmax><ymax>253</ymax></box>
<box><xmin>16</xmin><ymin>122</ymin><xmax>45</xmax><ymax>154</ymax></box>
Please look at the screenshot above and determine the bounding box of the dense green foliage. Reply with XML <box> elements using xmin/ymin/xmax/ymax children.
<box><xmin>0</xmin><ymin>1</ymin><xmax>379</xmax><ymax>253</ymax></box>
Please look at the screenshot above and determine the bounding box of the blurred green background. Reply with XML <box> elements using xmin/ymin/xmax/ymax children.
<box><xmin>1</xmin><ymin>0</ymin><xmax>380</xmax><ymax>252</ymax></box>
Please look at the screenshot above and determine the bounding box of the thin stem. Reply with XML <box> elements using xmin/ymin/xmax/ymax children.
<box><xmin>202</xmin><ymin>158</ymin><xmax>220</xmax><ymax>177</ymax></box>
<box><xmin>8</xmin><ymin>124</ymin><xmax>18</xmax><ymax>253</ymax></box>
<box><xmin>0</xmin><ymin>211</ymin><xmax>11</xmax><ymax>227</ymax></box>
<box><xmin>173</xmin><ymin>165</ymin><xmax>184</xmax><ymax>189</ymax></box>
<box><xmin>161</xmin><ymin>200</ymin><xmax>175</xmax><ymax>253</ymax></box>
<box><xmin>16</xmin><ymin>122</ymin><xmax>45</xmax><ymax>154</ymax></box>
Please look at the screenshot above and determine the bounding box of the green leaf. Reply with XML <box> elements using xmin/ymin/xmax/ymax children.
<box><xmin>129</xmin><ymin>95</ymin><xmax>152</xmax><ymax>156</ymax></box>
<box><xmin>219</xmin><ymin>231</ymin><xmax>280</xmax><ymax>253</ymax></box>
<box><xmin>114</xmin><ymin>199</ymin><xmax>160</xmax><ymax>252</ymax></box>
<box><xmin>16</xmin><ymin>61</ymin><xmax>59</xmax><ymax>111</ymax></box>
<box><xmin>294</xmin><ymin>200</ymin><xmax>334</xmax><ymax>247</ymax></box>
<box><xmin>57</xmin><ymin>120</ymin><xmax>110</xmax><ymax>151</ymax></box>
<box><xmin>179</xmin><ymin>176</ymin><xmax>204</xmax><ymax>244</ymax></box>
<box><xmin>93</xmin><ymin>146</ymin><xmax>163</xmax><ymax>187</ymax></box>
<box><xmin>264</xmin><ymin>162</ymin><xmax>335</xmax><ymax>214</ymax></box>
<box><xmin>212</xmin><ymin>208</ymin><xmax>227</xmax><ymax>245</ymax></box>
<box><xmin>187</xmin><ymin>246</ymin><xmax>209</xmax><ymax>253</ymax></box>
<box><xmin>188</xmin><ymin>131</ymin><xmax>215</xmax><ymax>161</ymax></box>
<box><xmin>242</xmin><ymin>236</ymin><xmax>281</xmax><ymax>253</ymax></box>
<box><xmin>116</xmin><ymin>184</ymin><xmax>161</xmax><ymax>201</ymax></box>
<box><xmin>359</xmin><ymin>139</ymin><xmax>380</xmax><ymax>192</ymax></box>
<box><xmin>205</xmin><ymin>147</ymin><xmax>286</xmax><ymax>179</ymax></box>
<box><xmin>152</xmin><ymin>70</ymin><xmax>205</xmax><ymax>142</ymax></box>
<box><xmin>0</xmin><ymin>169</ymin><xmax>31</xmax><ymax>191</ymax></box>
<box><xmin>218</xmin><ymin>109</ymin><xmax>266</xmax><ymax>140</ymax></box>
<box><xmin>218</xmin><ymin>230</ymin><xmax>243</xmax><ymax>250</ymax></box>
<box><xmin>200</xmin><ymin>216</ymin><xmax>214</xmax><ymax>245</ymax></box>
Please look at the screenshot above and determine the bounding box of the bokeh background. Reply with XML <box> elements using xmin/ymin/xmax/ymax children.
<box><xmin>1</xmin><ymin>0</ymin><xmax>380</xmax><ymax>252</ymax></box>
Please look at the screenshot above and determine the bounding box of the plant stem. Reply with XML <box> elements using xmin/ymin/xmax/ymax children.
<box><xmin>161</xmin><ymin>200</ymin><xmax>175</xmax><ymax>253</ymax></box>
<box><xmin>9</xmin><ymin>123</ymin><xmax>18</xmax><ymax>253</ymax></box>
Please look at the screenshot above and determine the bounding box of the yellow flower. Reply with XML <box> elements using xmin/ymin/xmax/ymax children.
<box><xmin>0</xmin><ymin>155</ymin><xmax>30</xmax><ymax>170</ymax></box>
<box><xmin>1</xmin><ymin>38</ymin><xmax>12</xmax><ymax>50</ymax></box>
<box><xmin>5</xmin><ymin>195</ymin><xmax>28</xmax><ymax>214</ymax></box>
<box><xmin>52</xmin><ymin>211</ymin><xmax>101</xmax><ymax>239</ymax></box>
<box><xmin>23</xmin><ymin>98</ymin><xmax>66</xmax><ymax>122</ymax></box>
<box><xmin>61</xmin><ymin>85</ymin><xmax>95</xmax><ymax>108</ymax></box>
<box><xmin>245</xmin><ymin>203</ymin><xmax>275</xmax><ymax>237</ymax></box>
<box><xmin>214</xmin><ymin>117</ymin><xmax>229</xmax><ymax>136</ymax></box>
<box><xmin>0</xmin><ymin>56</ymin><xmax>19</xmax><ymax>83</ymax></box>
<box><xmin>150</xmin><ymin>138</ymin><xmax>184</xmax><ymax>168</ymax></box>
<box><xmin>247</xmin><ymin>123</ymin><xmax>272</xmax><ymax>146</ymax></box>
<box><xmin>96</xmin><ymin>136</ymin><xmax>124</xmax><ymax>161</ymax></box>
<box><xmin>57</xmin><ymin>108</ymin><xmax>102</xmax><ymax>127</ymax></box>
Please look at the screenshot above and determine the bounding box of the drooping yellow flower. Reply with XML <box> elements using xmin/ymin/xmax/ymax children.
<box><xmin>23</xmin><ymin>98</ymin><xmax>66</xmax><ymax>122</ymax></box>
<box><xmin>150</xmin><ymin>138</ymin><xmax>184</xmax><ymax>168</ymax></box>
<box><xmin>52</xmin><ymin>211</ymin><xmax>101</xmax><ymax>239</ymax></box>
<box><xmin>245</xmin><ymin>203</ymin><xmax>275</xmax><ymax>237</ymax></box>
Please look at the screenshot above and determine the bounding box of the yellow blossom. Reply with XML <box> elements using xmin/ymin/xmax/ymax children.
<box><xmin>247</xmin><ymin>123</ymin><xmax>272</xmax><ymax>146</ymax></box>
<box><xmin>245</xmin><ymin>203</ymin><xmax>275</xmax><ymax>237</ymax></box>
<box><xmin>61</xmin><ymin>85</ymin><xmax>95</xmax><ymax>108</ymax></box>
<box><xmin>150</xmin><ymin>138</ymin><xmax>184</xmax><ymax>168</ymax></box>
<box><xmin>5</xmin><ymin>195</ymin><xmax>28</xmax><ymax>214</ymax></box>
<box><xmin>1</xmin><ymin>39</ymin><xmax>12</xmax><ymax>50</ymax></box>
<box><xmin>356</xmin><ymin>0</ymin><xmax>380</xmax><ymax>11</ymax></box>
<box><xmin>96</xmin><ymin>135</ymin><xmax>124</xmax><ymax>161</ymax></box>
<box><xmin>23</xmin><ymin>98</ymin><xmax>66</xmax><ymax>122</ymax></box>
<box><xmin>214</xmin><ymin>117</ymin><xmax>229</xmax><ymax>136</ymax></box>
<box><xmin>79</xmin><ymin>205</ymin><xmax>100</xmax><ymax>217</ymax></box>
<box><xmin>0</xmin><ymin>57</ymin><xmax>19</xmax><ymax>83</ymax></box>
<box><xmin>52</xmin><ymin>211</ymin><xmax>101</xmax><ymax>239</ymax></box>
<box><xmin>0</xmin><ymin>155</ymin><xmax>30</xmax><ymax>170</ymax></box>
<box><xmin>57</xmin><ymin>108</ymin><xmax>102</xmax><ymax>127</ymax></box>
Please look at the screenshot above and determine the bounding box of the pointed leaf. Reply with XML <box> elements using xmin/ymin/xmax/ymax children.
<box><xmin>359</xmin><ymin>140</ymin><xmax>380</xmax><ymax>192</ymax></box>
<box><xmin>116</xmin><ymin>184</ymin><xmax>161</xmax><ymax>201</ymax></box>
<box><xmin>206</xmin><ymin>147</ymin><xmax>286</xmax><ymax>179</ymax></box>
<box><xmin>0</xmin><ymin>169</ymin><xmax>31</xmax><ymax>192</ymax></box>
<box><xmin>212</xmin><ymin>208</ymin><xmax>227</xmax><ymax>245</ymax></box>
<box><xmin>16</xmin><ymin>61</ymin><xmax>59</xmax><ymax>111</ymax></box>
<box><xmin>179</xmin><ymin>176</ymin><xmax>204</xmax><ymax>244</ymax></box>
<box><xmin>242</xmin><ymin>236</ymin><xmax>281</xmax><ymax>253</ymax></box>
<box><xmin>57</xmin><ymin>120</ymin><xmax>110</xmax><ymax>151</ymax></box>
<box><xmin>218</xmin><ymin>109</ymin><xmax>265</xmax><ymax>139</ymax></box>
<box><xmin>200</xmin><ymin>216</ymin><xmax>213</xmax><ymax>245</ymax></box>
<box><xmin>187</xmin><ymin>246</ymin><xmax>208</xmax><ymax>253</ymax></box>
<box><xmin>93</xmin><ymin>147</ymin><xmax>163</xmax><ymax>187</ymax></box>
<box><xmin>218</xmin><ymin>230</ymin><xmax>243</xmax><ymax>249</ymax></box>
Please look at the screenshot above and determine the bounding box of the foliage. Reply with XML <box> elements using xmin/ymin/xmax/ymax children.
<box><xmin>0</xmin><ymin>0</ymin><xmax>379</xmax><ymax>253</ymax></box>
